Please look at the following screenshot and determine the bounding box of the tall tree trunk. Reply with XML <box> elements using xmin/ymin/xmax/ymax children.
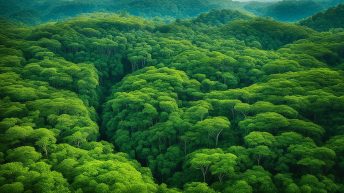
<box><xmin>201</xmin><ymin>167</ymin><xmax>208</xmax><ymax>182</ymax></box>
<box><xmin>215</xmin><ymin>129</ymin><xmax>223</xmax><ymax>147</ymax></box>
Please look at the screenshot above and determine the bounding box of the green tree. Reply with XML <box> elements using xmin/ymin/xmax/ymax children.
<box><xmin>210</xmin><ymin>153</ymin><xmax>237</xmax><ymax>183</ymax></box>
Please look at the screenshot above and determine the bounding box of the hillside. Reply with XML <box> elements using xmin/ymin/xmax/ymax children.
<box><xmin>300</xmin><ymin>4</ymin><xmax>344</xmax><ymax>31</ymax></box>
<box><xmin>245</xmin><ymin>0</ymin><xmax>344</xmax><ymax>21</ymax></box>
<box><xmin>220</xmin><ymin>18</ymin><xmax>315</xmax><ymax>49</ymax></box>
<box><xmin>193</xmin><ymin>9</ymin><xmax>252</xmax><ymax>25</ymax></box>
<box><xmin>0</xmin><ymin>0</ymin><xmax>240</xmax><ymax>24</ymax></box>
<box><xmin>1</xmin><ymin>0</ymin><xmax>344</xmax><ymax>24</ymax></box>
<box><xmin>1</xmin><ymin>8</ymin><xmax>344</xmax><ymax>192</ymax></box>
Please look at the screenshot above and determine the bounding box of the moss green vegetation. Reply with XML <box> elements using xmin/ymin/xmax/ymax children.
<box><xmin>1</xmin><ymin>6</ymin><xmax>344</xmax><ymax>193</ymax></box>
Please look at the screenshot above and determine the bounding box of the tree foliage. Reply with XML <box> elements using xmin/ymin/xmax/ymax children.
<box><xmin>1</xmin><ymin>6</ymin><xmax>344</xmax><ymax>193</ymax></box>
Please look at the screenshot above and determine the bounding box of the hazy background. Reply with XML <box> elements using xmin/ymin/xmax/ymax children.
<box><xmin>0</xmin><ymin>0</ymin><xmax>343</xmax><ymax>24</ymax></box>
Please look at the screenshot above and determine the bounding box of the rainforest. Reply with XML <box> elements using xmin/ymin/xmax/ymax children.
<box><xmin>1</xmin><ymin>0</ymin><xmax>344</xmax><ymax>193</ymax></box>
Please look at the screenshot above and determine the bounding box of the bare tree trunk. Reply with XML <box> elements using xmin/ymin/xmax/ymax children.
<box><xmin>201</xmin><ymin>166</ymin><xmax>209</xmax><ymax>182</ymax></box>
<box><xmin>215</xmin><ymin>129</ymin><xmax>223</xmax><ymax>147</ymax></box>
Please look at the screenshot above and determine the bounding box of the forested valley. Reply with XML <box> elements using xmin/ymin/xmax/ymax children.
<box><xmin>1</xmin><ymin>1</ymin><xmax>344</xmax><ymax>193</ymax></box>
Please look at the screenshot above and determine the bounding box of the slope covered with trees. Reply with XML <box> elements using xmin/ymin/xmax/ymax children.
<box><xmin>300</xmin><ymin>3</ymin><xmax>344</xmax><ymax>31</ymax></box>
<box><xmin>1</xmin><ymin>5</ymin><xmax>344</xmax><ymax>193</ymax></box>
<box><xmin>1</xmin><ymin>0</ymin><xmax>343</xmax><ymax>24</ymax></box>
<box><xmin>245</xmin><ymin>0</ymin><xmax>344</xmax><ymax>21</ymax></box>
<box><xmin>0</xmin><ymin>0</ymin><xmax>241</xmax><ymax>24</ymax></box>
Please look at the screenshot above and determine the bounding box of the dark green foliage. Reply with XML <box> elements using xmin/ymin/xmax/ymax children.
<box><xmin>221</xmin><ymin>18</ymin><xmax>314</xmax><ymax>49</ymax></box>
<box><xmin>1</xmin><ymin>6</ymin><xmax>344</xmax><ymax>193</ymax></box>
<box><xmin>1</xmin><ymin>0</ymin><xmax>342</xmax><ymax>24</ymax></box>
<box><xmin>260</xmin><ymin>0</ymin><xmax>323</xmax><ymax>22</ymax></box>
<box><xmin>300</xmin><ymin>4</ymin><xmax>344</xmax><ymax>31</ymax></box>
<box><xmin>194</xmin><ymin>9</ymin><xmax>252</xmax><ymax>25</ymax></box>
<box><xmin>245</xmin><ymin>0</ymin><xmax>344</xmax><ymax>22</ymax></box>
<box><xmin>0</xmin><ymin>0</ymin><xmax>241</xmax><ymax>24</ymax></box>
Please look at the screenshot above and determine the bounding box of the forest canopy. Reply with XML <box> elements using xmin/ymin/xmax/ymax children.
<box><xmin>1</xmin><ymin>0</ymin><xmax>344</xmax><ymax>23</ymax></box>
<box><xmin>1</xmin><ymin>1</ymin><xmax>344</xmax><ymax>193</ymax></box>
